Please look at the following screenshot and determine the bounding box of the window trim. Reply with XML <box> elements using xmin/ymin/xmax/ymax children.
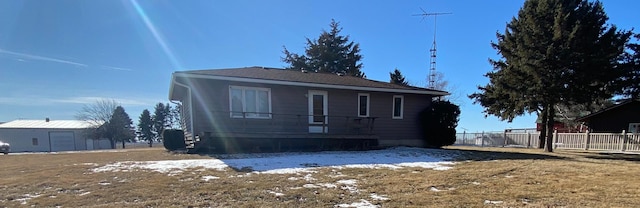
<box><xmin>229</xmin><ymin>85</ymin><xmax>272</xmax><ymax>119</ymax></box>
<box><xmin>392</xmin><ymin>95</ymin><xmax>404</xmax><ymax>119</ymax></box>
<box><xmin>358</xmin><ymin>93</ymin><xmax>370</xmax><ymax>117</ymax></box>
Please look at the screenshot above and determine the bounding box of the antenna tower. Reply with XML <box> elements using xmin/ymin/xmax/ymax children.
<box><xmin>413</xmin><ymin>9</ymin><xmax>451</xmax><ymax>89</ymax></box>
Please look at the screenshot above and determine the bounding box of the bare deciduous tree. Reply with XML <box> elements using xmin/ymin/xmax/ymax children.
<box><xmin>76</xmin><ymin>99</ymin><xmax>120</xmax><ymax>148</ymax></box>
<box><xmin>76</xmin><ymin>99</ymin><xmax>119</xmax><ymax>128</ymax></box>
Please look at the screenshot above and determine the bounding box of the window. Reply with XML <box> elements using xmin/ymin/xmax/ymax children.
<box><xmin>358</xmin><ymin>93</ymin><xmax>370</xmax><ymax>117</ymax></box>
<box><xmin>392</xmin><ymin>95</ymin><xmax>404</xmax><ymax>119</ymax></box>
<box><xmin>312</xmin><ymin>94</ymin><xmax>325</xmax><ymax>123</ymax></box>
<box><xmin>229</xmin><ymin>86</ymin><xmax>271</xmax><ymax>118</ymax></box>
<box><xmin>32</xmin><ymin>138</ymin><xmax>38</xmax><ymax>145</ymax></box>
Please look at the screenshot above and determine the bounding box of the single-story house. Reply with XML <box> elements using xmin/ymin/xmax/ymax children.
<box><xmin>168</xmin><ymin>67</ymin><xmax>448</xmax><ymax>153</ymax></box>
<box><xmin>576</xmin><ymin>99</ymin><xmax>640</xmax><ymax>133</ymax></box>
<box><xmin>0</xmin><ymin>119</ymin><xmax>112</xmax><ymax>152</ymax></box>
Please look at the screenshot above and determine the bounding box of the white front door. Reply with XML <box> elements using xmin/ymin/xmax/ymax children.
<box><xmin>308</xmin><ymin>90</ymin><xmax>328</xmax><ymax>133</ymax></box>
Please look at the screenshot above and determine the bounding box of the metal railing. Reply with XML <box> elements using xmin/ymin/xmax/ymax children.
<box><xmin>201</xmin><ymin>111</ymin><xmax>379</xmax><ymax>135</ymax></box>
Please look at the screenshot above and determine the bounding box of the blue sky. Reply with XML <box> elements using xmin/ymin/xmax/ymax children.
<box><xmin>0</xmin><ymin>0</ymin><xmax>638</xmax><ymax>132</ymax></box>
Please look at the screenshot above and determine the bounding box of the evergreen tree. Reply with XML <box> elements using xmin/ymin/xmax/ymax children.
<box><xmin>389</xmin><ymin>68</ymin><xmax>409</xmax><ymax>86</ymax></box>
<box><xmin>469</xmin><ymin>0</ymin><xmax>631</xmax><ymax>152</ymax></box>
<box><xmin>107</xmin><ymin>106</ymin><xmax>134</xmax><ymax>149</ymax></box>
<box><xmin>282</xmin><ymin>19</ymin><xmax>365</xmax><ymax>77</ymax></box>
<box><xmin>137</xmin><ymin>109</ymin><xmax>154</xmax><ymax>147</ymax></box>
<box><xmin>168</xmin><ymin>103</ymin><xmax>182</xmax><ymax>129</ymax></box>
<box><xmin>619</xmin><ymin>34</ymin><xmax>640</xmax><ymax>99</ymax></box>
<box><xmin>418</xmin><ymin>100</ymin><xmax>460</xmax><ymax>147</ymax></box>
<box><xmin>152</xmin><ymin>103</ymin><xmax>170</xmax><ymax>142</ymax></box>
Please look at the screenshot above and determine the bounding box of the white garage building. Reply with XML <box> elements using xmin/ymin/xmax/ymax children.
<box><xmin>0</xmin><ymin>119</ymin><xmax>112</xmax><ymax>152</ymax></box>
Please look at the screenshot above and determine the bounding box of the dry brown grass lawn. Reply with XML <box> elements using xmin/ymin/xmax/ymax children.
<box><xmin>1</xmin><ymin>146</ymin><xmax>639</xmax><ymax>207</ymax></box>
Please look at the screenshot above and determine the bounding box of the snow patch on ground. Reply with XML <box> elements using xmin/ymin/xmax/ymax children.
<box><xmin>303</xmin><ymin>184</ymin><xmax>321</xmax><ymax>189</ymax></box>
<box><xmin>320</xmin><ymin>183</ymin><xmax>338</xmax><ymax>189</ymax></box>
<box><xmin>484</xmin><ymin>200</ymin><xmax>504</xmax><ymax>204</ymax></box>
<box><xmin>369</xmin><ymin>193</ymin><xmax>390</xmax><ymax>201</ymax></box>
<box><xmin>14</xmin><ymin>193</ymin><xmax>41</xmax><ymax>205</ymax></box>
<box><xmin>337</xmin><ymin>179</ymin><xmax>359</xmax><ymax>193</ymax></box>
<box><xmin>268</xmin><ymin>190</ymin><xmax>285</xmax><ymax>196</ymax></box>
<box><xmin>337</xmin><ymin>179</ymin><xmax>357</xmax><ymax>185</ymax></box>
<box><xmin>74</xmin><ymin>163</ymin><xmax>98</xmax><ymax>166</ymax></box>
<box><xmin>91</xmin><ymin>159</ymin><xmax>228</xmax><ymax>174</ymax></box>
<box><xmin>91</xmin><ymin>147</ymin><xmax>456</xmax><ymax>175</ymax></box>
<box><xmin>305</xmin><ymin>174</ymin><xmax>316</xmax><ymax>181</ymax></box>
<box><xmin>335</xmin><ymin>199</ymin><xmax>378</xmax><ymax>208</ymax></box>
<box><xmin>201</xmin><ymin>175</ymin><xmax>220</xmax><ymax>181</ymax></box>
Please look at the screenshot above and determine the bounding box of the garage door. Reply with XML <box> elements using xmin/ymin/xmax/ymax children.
<box><xmin>49</xmin><ymin>132</ymin><xmax>76</xmax><ymax>152</ymax></box>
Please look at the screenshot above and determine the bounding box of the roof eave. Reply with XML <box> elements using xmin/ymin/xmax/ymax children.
<box><xmin>575</xmin><ymin>99</ymin><xmax>638</xmax><ymax>122</ymax></box>
<box><xmin>173</xmin><ymin>72</ymin><xmax>449</xmax><ymax>96</ymax></box>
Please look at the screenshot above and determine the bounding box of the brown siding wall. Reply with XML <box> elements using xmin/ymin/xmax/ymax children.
<box><xmin>368</xmin><ymin>92</ymin><xmax>432</xmax><ymax>146</ymax></box>
<box><xmin>178</xmin><ymin>77</ymin><xmax>433</xmax><ymax>147</ymax></box>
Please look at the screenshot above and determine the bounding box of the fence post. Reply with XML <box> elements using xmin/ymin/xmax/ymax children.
<box><xmin>243</xmin><ymin>112</ymin><xmax>247</xmax><ymax>132</ymax></box>
<box><xmin>527</xmin><ymin>132</ymin><xmax>531</xmax><ymax>148</ymax></box>
<box><xmin>462</xmin><ymin>131</ymin><xmax>466</xmax><ymax>145</ymax></box>
<box><xmin>481</xmin><ymin>131</ymin><xmax>485</xmax><ymax>147</ymax></box>
<box><xmin>584</xmin><ymin>130</ymin><xmax>590</xmax><ymax>150</ymax></box>
<box><xmin>502</xmin><ymin>130</ymin><xmax>507</xmax><ymax>147</ymax></box>
<box><xmin>553</xmin><ymin>130</ymin><xmax>559</xmax><ymax>150</ymax></box>
<box><xmin>621</xmin><ymin>130</ymin><xmax>627</xmax><ymax>151</ymax></box>
<box><xmin>322</xmin><ymin>115</ymin><xmax>327</xmax><ymax>133</ymax></box>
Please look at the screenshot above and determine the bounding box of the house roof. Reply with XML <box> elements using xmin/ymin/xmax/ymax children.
<box><xmin>576</xmin><ymin>99</ymin><xmax>639</xmax><ymax>122</ymax></box>
<box><xmin>170</xmin><ymin>67</ymin><xmax>448</xmax><ymax>99</ymax></box>
<box><xmin>0</xmin><ymin>120</ymin><xmax>95</xmax><ymax>129</ymax></box>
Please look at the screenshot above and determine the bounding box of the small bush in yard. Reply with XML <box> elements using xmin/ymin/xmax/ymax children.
<box><xmin>162</xmin><ymin>129</ymin><xmax>186</xmax><ymax>151</ymax></box>
<box><xmin>418</xmin><ymin>100</ymin><xmax>460</xmax><ymax>148</ymax></box>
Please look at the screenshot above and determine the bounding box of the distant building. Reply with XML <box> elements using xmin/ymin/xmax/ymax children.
<box><xmin>576</xmin><ymin>99</ymin><xmax>640</xmax><ymax>133</ymax></box>
<box><xmin>0</xmin><ymin>119</ymin><xmax>112</xmax><ymax>153</ymax></box>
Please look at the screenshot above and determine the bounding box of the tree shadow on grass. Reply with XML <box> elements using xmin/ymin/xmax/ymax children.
<box><xmin>582</xmin><ymin>152</ymin><xmax>640</xmax><ymax>162</ymax></box>
<box><xmin>447</xmin><ymin>146</ymin><xmax>640</xmax><ymax>163</ymax></box>
<box><xmin>444</xmin><ymin>147</ymin><xmax>567</xmax><ymax>161</ymax></box>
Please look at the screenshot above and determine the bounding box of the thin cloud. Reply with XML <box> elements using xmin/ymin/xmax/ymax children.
<box><xmin>0</xmin><ymin>96</ymin><xmax>158</xmax><ymax>107</ymax></box>
<box><xmin>0</xmin><ymin>48</ymin><xmax>88</xmax><ymax>68</ymax></box>
<box><xmin>100</xmin><ymin>65</ymin><xmax>134</xmax><ymax>71</ymax></box>
<box><xmin>51</xmin><ymin>96</ymin><xmax>155</xmax><ymax>106</ymax></box>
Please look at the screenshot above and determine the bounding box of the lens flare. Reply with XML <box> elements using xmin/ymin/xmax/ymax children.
<box><xmin>130</xmin><ymin>0</ymin><xmax>182</xmax><ymax>69</ymax></box>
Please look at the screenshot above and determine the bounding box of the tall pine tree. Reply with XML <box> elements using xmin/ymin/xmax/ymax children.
<box><xmin>619</xmin><ymin>34</ymin><xmax>640</xmax><ymax>99</ymax></box>
<box><xmin>137</xmin><ymin>109</ymin><xmax>154</xmax><ymax>147</ymax></box>
<box><xmin>470</xmin><ymin>0</ymin><xmax>631</xmax><ymax>152</ymax></box>
<box><xmin>152</xmin><ymin>103</ymin><xmax>171</xmax><ymax>142</ymax></box>
<box><xmin>282</xmin><ymin>19</ymin><xmax>365</xmax><ymax>77</ymax></box>
<box><xmin>107</xmin><ymin>106</ymin><xmax>134</xmax><ymax>149</ymax></box>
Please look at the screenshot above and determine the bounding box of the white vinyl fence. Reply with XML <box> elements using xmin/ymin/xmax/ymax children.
<box><xmin>455</xmin><ymin>131</ymin><xmax>640</xmax><ymax>152</ymax></box>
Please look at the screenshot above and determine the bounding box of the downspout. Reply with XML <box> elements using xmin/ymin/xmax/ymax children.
<box><xmin>170</xmin><ymin>75</ymin><xmax>194</xmax><ymax>139</ymax></box>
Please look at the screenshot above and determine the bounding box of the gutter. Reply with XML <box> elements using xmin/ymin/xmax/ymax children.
<box><xmin>169</xmin><ymin>74</ymin><xmax>194</xmax><ymax>137</ymax></box>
